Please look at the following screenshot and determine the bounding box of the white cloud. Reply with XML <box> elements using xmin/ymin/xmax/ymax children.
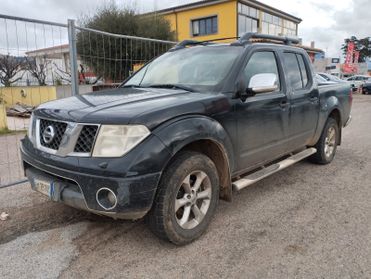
<box><xmin>0</xmin><ymin>0</ymin><xmax>370</xmax><ymax>58</ymax></box>
<box><xmin>260</xmin><ymin>0</ymin><xmax>370</xmax><ymax>57</ymax></box>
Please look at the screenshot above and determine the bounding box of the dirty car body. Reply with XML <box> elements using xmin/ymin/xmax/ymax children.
<box><xmin>21</xmin><ymin>33</ymin><xmax>352</xmax><ymax>243</ymax></box>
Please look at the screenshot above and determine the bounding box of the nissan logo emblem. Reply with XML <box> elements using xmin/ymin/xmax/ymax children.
<box><xmin>42</xmin><ymin>125</ymin><xmax>56</xmax><ymax>144</ymax></box>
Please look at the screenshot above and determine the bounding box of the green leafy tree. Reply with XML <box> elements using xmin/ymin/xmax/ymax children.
<box><xmin>342</xmin><ymin>36</ymin><xmax>371</xmax><ymax>63</ymax></box>
<box><xmin>77</xmin><ymin>4</ymin><xmax>175</xmax><ymax>82</ymax></box>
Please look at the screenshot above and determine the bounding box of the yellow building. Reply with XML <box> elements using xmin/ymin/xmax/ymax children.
<box><xmin>153</xmin><ymin>0</ymin><xmax>302</xmax><ymax>42</ymax></box>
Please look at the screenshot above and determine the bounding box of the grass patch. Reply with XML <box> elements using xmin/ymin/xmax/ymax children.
<box><xmin>0</xmin><ymin>128</ymin><xmax>27</xmax><ymax>136</ymax></box>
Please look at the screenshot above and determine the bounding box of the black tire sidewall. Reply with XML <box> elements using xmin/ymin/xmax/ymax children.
<box><xmin>155</xmin><ymin>152</ymin><xmax>219</xmax><ymax>244</ymax></box>
<box><xmin>318</xmin><ymin>118</ymin><xmax>339</xmax><ymax>163</ymax></box>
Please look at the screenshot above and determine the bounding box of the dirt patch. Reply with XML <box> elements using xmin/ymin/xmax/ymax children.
<box><xmin>0</xmin><ymin>200</ymin><xmax>107</xmax><ymax>245</ymax></box>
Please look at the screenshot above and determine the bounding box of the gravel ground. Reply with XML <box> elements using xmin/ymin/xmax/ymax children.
<box><xmin>0</xmin><ymin>94</ymin><xmax>371</xmax><ymax>279</ymax></box>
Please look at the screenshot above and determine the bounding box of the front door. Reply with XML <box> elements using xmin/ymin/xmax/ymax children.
<box><xmin>235</xmin><ymin>50</ymin><xmax>289</xmax><ymax>173</ymax></box>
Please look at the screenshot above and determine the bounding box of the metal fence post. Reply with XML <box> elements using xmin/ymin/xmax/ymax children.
<box><xmin>68</xmin><ymin>19</ymin><xmax>79</xmax><ymax>96</ymax></box>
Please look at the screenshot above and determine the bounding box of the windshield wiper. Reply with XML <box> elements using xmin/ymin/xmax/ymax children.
<box><xmin>148</xmin><ymin>84</ymin><xmax>194</xmax><ymax>92</ymax></box>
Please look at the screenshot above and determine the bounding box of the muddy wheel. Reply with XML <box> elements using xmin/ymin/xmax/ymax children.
<box><xmin>310</xmin><ymin>117</ymin><xmax>339</xmax><ymax>164</ymax></box>
<box><xmin>147</xmin><ymin>151</ymin><xmax>219</xmax><ymax>245</ymax></box>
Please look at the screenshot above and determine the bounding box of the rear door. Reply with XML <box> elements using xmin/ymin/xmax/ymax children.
<box><xmin>281</xmin><ymin>51</ymin><xmax>319</xmax><ymax>149</ymax></box>
<box><xmin>235</xmin><ymin>49</ymin><xmax>289</xmax><ymax>172</ymax></box>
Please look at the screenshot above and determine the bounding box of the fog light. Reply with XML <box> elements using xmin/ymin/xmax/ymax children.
<box><xmin>96</xmin><ymin>188</ymin><xmax>117</xmax><ymax>210</ymax></box>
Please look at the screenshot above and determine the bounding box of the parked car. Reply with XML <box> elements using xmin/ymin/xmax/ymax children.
<box><xmin>315</xmin><ymin>74</ymin><xmax>336</xmax><ymax>85</ymax></box>
<box><xmin>362</xmin><ymin>80</ymin><xmax>371</xmax><ymax>94</ymax></box>
<box><xmin>317</xmin><ymin>72</ymin><xmax>346</xmax><ymax>83</ymax></box>
<box><xmin>346</xmin><ymin>75</ymin><xmax>370</xmax><ymax>92</ymax></box>
<box><xmin>21</xmin><ymin>33</ymin><xmax>352</xmax><ymax>245</ymax></box>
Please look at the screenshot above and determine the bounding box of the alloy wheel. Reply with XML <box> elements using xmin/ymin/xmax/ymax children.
<box><xmin>324</xmin><ymin>126</ymin><xmax>336</xmax><ymax>158</ymax></box>
<box><xmin>174</xmin><ymin>170</ymin><xmax>212</xmax><ymax>230</ymax></box>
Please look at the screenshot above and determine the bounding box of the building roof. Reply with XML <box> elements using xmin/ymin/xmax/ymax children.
<box><xmin>26</xmin><ymin>44</ymin><xmax>69</xmax><ymax>57</ymax></box>
<box><xmin>146</xmin><ymin>0</ymin><xmax>302</xmax><ymax>23</ymax></box>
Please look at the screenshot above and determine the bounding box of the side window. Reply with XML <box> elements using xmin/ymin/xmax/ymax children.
<box><xmin>243</xmin><ymin>51</ymin><xmax>280</xmax><ymax>91</ymax></box>
<box><xmin>283</xmin><ymin>53</ymin><xmax>302</xmax><ymax>90</ymax></box>
<box><xmin>297</xmin><ymin>54</ymin><xmax>309</xmax><ymax>87</ymax></box>
<box><xmin>283</xmin><ymin>52</ymin><xmax>310</xmax><ymax>91</ymax></box>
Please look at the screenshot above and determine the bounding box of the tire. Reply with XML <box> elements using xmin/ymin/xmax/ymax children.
<box><xmin>147</xmin><ymin>151</ymin><xmax>219</xmax><ymax>245</ymax></box>
<box><xmin>309</xmin><ymin>117</ymin><xmax>339</xmax><ymax>164</ymax></box>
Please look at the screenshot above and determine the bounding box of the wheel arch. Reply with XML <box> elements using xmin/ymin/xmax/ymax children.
<box><xmin>328</xmin><ymin>108</ymin><xmax>342</xmax><ymax>145</ymax></box>
<box><xmin>328</xmin><ymin>108</ymin><xmax>341</xmax><ymax>128</ymax></box>
<box><xmin>176</xmin><ymin>139</ymin><xmax>232</xmax><ymax>201</ymax></box>
<box><xmin>153</xmin><ymin>116</ymin><xmax>235</xmax><ymax>201</ymax></box>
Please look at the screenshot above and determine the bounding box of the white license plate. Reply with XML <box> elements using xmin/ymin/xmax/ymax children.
<box><xmin>34</xmin><ymin>179</ymin><xmax>52</xmax><ymax>197</ymax></box>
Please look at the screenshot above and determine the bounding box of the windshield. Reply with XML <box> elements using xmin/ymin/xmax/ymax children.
<box><xmin>123</xmin><ymin>46</ymin><xmax>243</xmax><ymax>92</ymax></box>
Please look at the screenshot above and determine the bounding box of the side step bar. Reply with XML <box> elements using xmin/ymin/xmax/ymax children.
<box><xmin>232</xmin><ymin>148</ymin><xmax>317</xmax><ymax>191</ymax></box>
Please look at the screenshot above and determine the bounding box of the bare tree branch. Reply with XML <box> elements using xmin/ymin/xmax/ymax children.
<box><xmin>25</xmin><ymin>56</ymin><xmax>50</xmax><ymax>86</ymax></box>
<box><xmin>0</xmin><ymin>54</ymin><xmax>26</xmax><ymax>87</ymax></box>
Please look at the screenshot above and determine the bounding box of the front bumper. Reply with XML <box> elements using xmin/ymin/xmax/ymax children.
<box><xmin>21</xmin><ymin>136</ymin><xmax>170</xmax><ymax>220</ymax></box>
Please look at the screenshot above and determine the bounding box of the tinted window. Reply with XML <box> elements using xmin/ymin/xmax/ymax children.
<box><xmin>283</xmin><ymin>53</ymin><xmax>302</xmax><ymax>90</ymax></box>
<box><xmin>297</xmin><ymin>54</ymin><xmax>309</xmax><ymax>87</ymax></box>
<box><xmin>243</xmin><ymin>52</ymin><xmax>280</xmax><ymax>91</ymax></box>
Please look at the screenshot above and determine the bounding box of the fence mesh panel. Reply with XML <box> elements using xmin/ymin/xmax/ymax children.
<box><xmin>0</xmin><ymin>15</ymin><xmax>70</xmax><ymax>187</ymax></box>
<box><xmin>0</xmin><ymin>14</ymin><xmax>176</xmax><ymax>187</ymax></box>
<box><xmin>75</xmin><ymin>26</ymin><xmax>176</xmax><ymax>88</ymax></box>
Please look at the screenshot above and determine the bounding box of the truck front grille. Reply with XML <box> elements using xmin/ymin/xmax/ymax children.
<box><xmin>35</xmin><ymin>118</ymin><xmax>99</xmax><ymax>156</ymax></box>
<box><xmin>74</xmin><ymin>125</ymin><xmax>99</xmax><ymax>153</ymax></box>
<box><xmin>39</xmin><ymin>119</ymin><xmax>68</xmax><ymax>150</ymax></box>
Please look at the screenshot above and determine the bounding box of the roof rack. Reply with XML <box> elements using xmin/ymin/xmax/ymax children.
<box><xmin>170</xmin><ymin>33</ymin><xmax>301</xmax><ymax>51</ymax></box>
<box><xmin>202</xmin><ymin>37</ymin><xmax>239</xmax><ymax>43</ymax></box>
<box><xmin>232</xmin><ymin>32</ymin><xmax>300</xmax><ymax>46</ymax></box>
<box><xmin>169</xmin><ymin>36</ymin><xmax>239</xmax><ymax>51</ymax></box>
<box><xmin>169</xmin><ymin>40</ymin><xmax>213</xmax><ymax>51</ymax></box>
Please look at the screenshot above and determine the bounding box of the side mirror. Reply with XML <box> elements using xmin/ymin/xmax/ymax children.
<box><xmin>247</xmin><ymin>73</ymin><xmax>278</xmax><ymax>95</ymax></box>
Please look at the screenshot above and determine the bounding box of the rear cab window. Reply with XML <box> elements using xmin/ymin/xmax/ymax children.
<box><xmin>282</xmin><ymin>52</ymin><xmax>311</xmax><ymax>93</ymax></box>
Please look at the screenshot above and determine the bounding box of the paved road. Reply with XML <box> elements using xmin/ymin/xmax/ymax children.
<box><xmin>1</xmin><ymin>94</ymin><xmax>370</xmax><ymax>279</ymax></box>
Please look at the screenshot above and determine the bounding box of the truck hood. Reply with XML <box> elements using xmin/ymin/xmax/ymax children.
<box><xmin>35</xmin><ymin>87</ymin><xmax>231</xmax><ymax>129</ymax></box>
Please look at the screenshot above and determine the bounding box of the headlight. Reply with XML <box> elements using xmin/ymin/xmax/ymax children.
<box><xmin>92</xmin><ymin>125</ymin><xmax>150</xmax><ymax>157</ymax></box>
<box><xmin>28</xmin><ymin>113</ymin><xmax>36</xmax><ymax>144</ymax></box>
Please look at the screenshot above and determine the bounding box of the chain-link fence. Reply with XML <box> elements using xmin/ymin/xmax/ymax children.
<box><xmin>75</xmin><ymin>24</ymin><xmax>175</xmax><ymax>89</ymax></box>
<box><xmin>0</xmin><ymin>14</ymin><xmax>176</xmax><ymax>188</ymax></box>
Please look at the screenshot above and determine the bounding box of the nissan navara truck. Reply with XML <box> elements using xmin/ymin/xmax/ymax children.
<box><xmin>21</xmin><ymin>33</ymin><xmax>352</xmax><ymax>245</ymax></box>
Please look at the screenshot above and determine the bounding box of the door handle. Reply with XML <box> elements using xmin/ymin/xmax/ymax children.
<box><xmin>309</xmin><ymin>96</ymin><xmax>319</xmax><ymax>103</ymax></box>
<box><xmin>279</xmin><ymin>100</ymin><xmax>289</xmax><ymax>109</ymax></box>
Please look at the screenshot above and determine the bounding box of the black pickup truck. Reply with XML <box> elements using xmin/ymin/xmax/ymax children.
<box><xmin>21</xmin><ymin>33</ymin><xmax>352</xmax><ymax>245</ymax></box>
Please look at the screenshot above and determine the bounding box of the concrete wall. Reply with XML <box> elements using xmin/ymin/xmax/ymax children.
<box><xmin>0</xmin><ymin>86</ymin><xmax>57</xmax><ymax>108</ymax></box>
<box><xmin>164</xmin><ymin>1</ymin><xmax>237</xmax><ymax>42</ymax></box>
<box><xmin>0</xmin><ymin>104</ymin><xmax>7</xmax><ymax>130</ymax></box>
<box><xmin>56</xmin><ymin>85</ymin><xmax>93</xmax><ymax>99</ymax></box>
<box><xmin>0</xmin><ymin>85</ymin><xmax>93</xmax><ymax>108</ymax></box>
